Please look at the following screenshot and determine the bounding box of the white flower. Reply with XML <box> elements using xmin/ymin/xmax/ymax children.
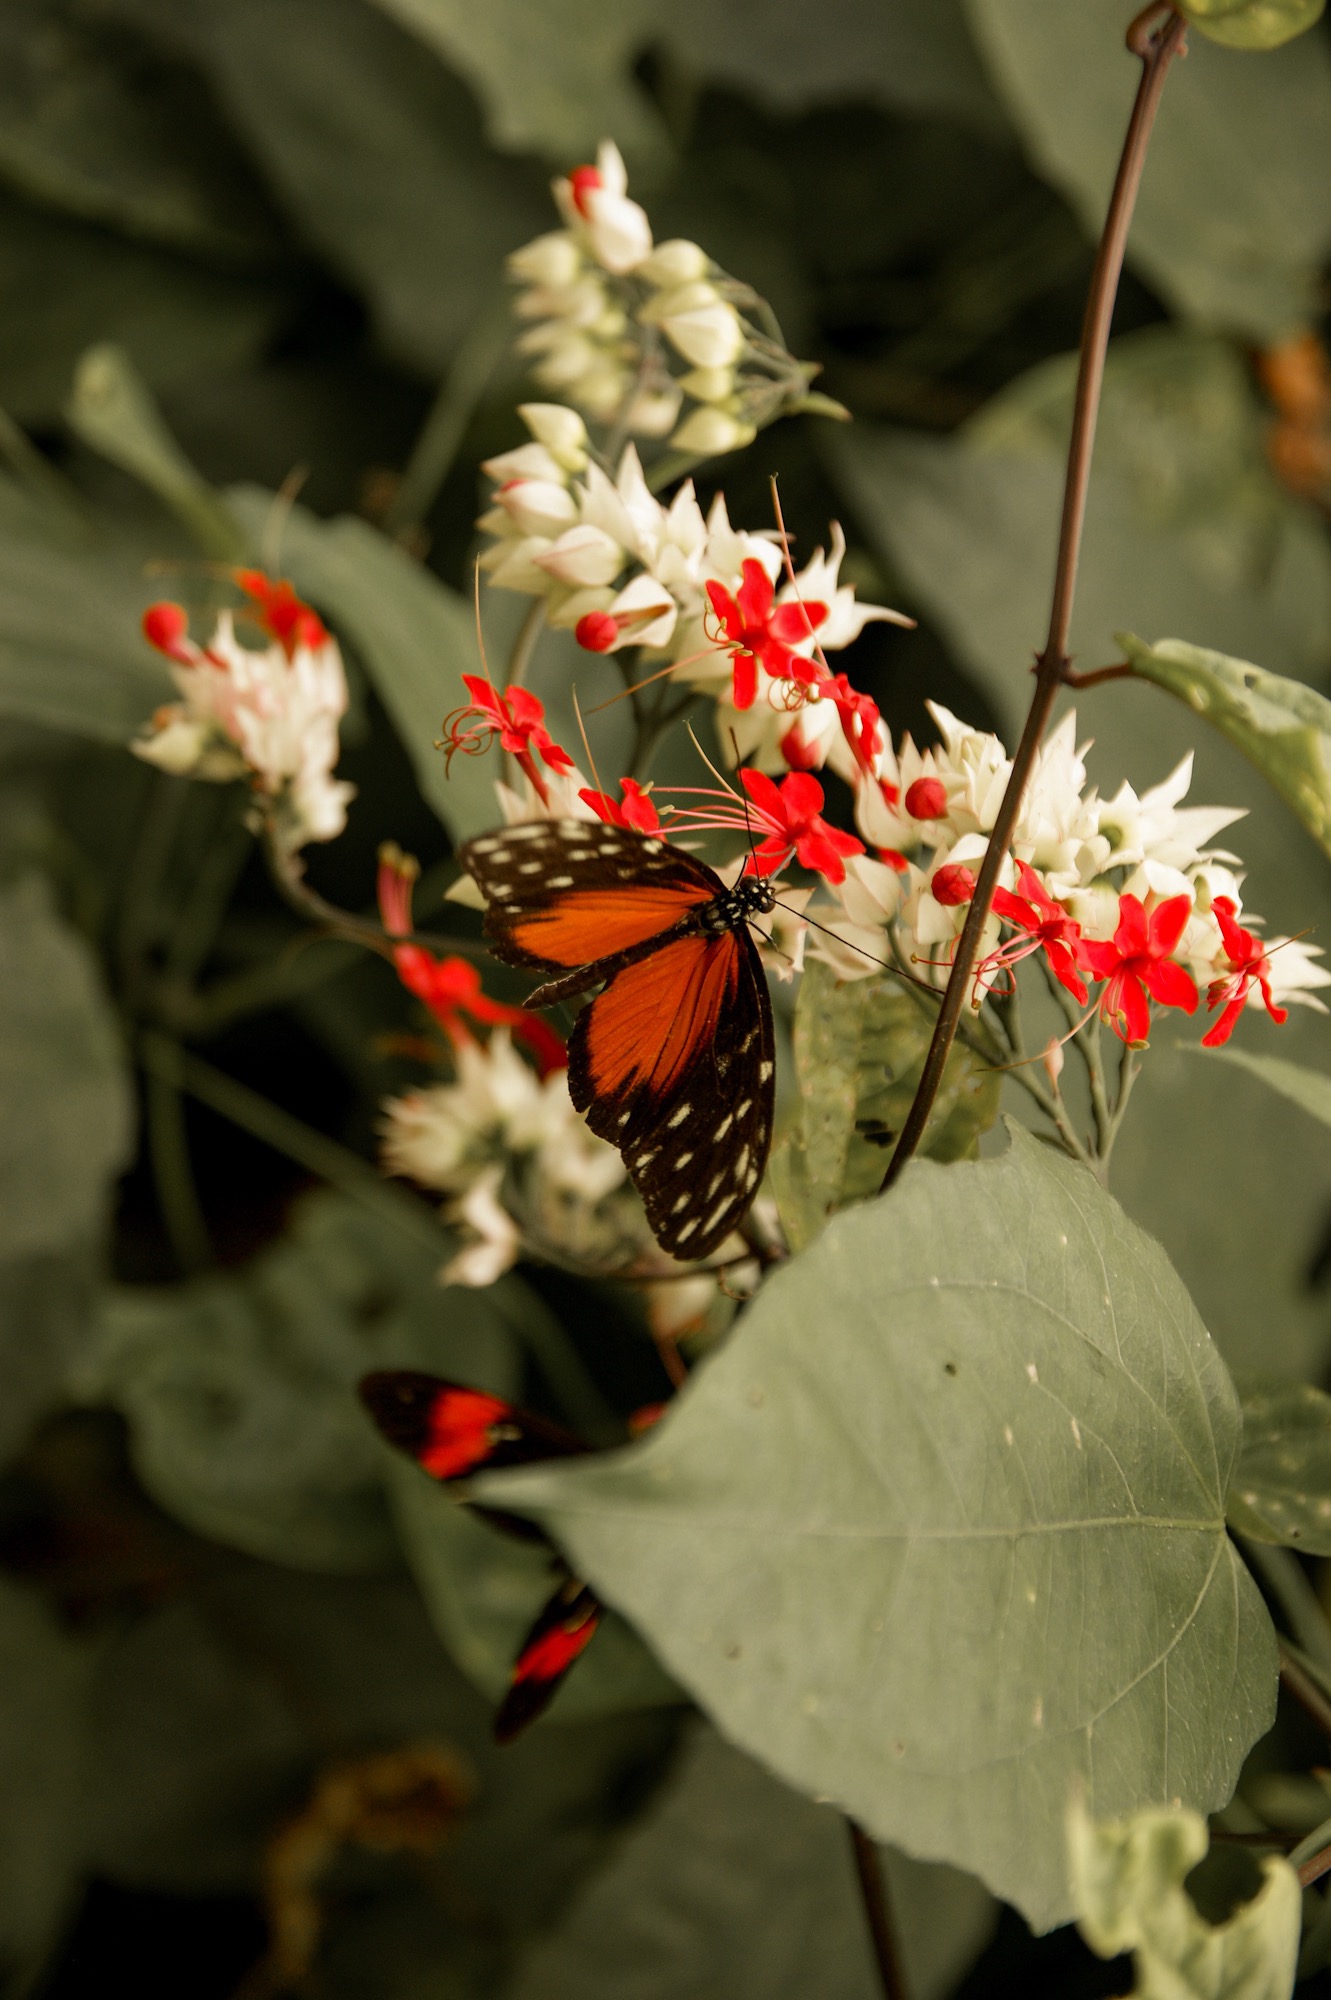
<box><xmin>493</xmin><ymin>478</ymin><xmax>578</xmax><ymax>538</ymax></box>
<box><xmin>507</xmin><ymin>232</ymin><xmax>581</xmax><ymax>289</ymax></box>
<box><xmin>444</xmin><ymin>1169</ymin><xmax>521</xmax><ymax>1288</ymax></box>
<box><xmin>552</xmin><ymin>142</ymin><xmax>652</xmax><ymax>275</ymax></box>
<box><xmin>670</xmin><ymin>406</ymin><xmax>756</xmax><ymax>455</ymax></box>
<box><xmin>1095</xmin><ymin>753</ymin><xmax>1246</xmax><ymax>887</ymax></box>
<box><xmin>533</xmin><ymin>522</ymin><xmax>625</xmax><ymax>589</ymax></box>
<box><xmin>778</xmin><ymin>524</ymin><xmax>913</xmax><ymax>652</ymax></box>
<box><xmin>1264</xmin><ymin>938</ymin><xmax>1331</xmax><ymax>1012</ymax></box>
<box><xmin>639</xmin><ymin>239</ymin><xmax>710</xmax><ymax>286</ymax></box>
<box><xmin>517</xmin><ymin>402</ymin><xmax>589</xmax><ymax>471</ymax></box>
<box><xmin>643</xmin><ymin>281</ymin><xmax>746</xmax><ymax>369</ymax></box>
<box><xmin>133</xmin><ymin>609</ymin><xmax>354</xmax><ymax>854</ymax></box>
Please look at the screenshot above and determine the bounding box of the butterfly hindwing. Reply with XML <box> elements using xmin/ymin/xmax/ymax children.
<box><xmin>460</xmin><ymin>819</ymin><xmax>718</xmax><ymax>980</ymax></box>
<box><xmin>493</xmin><ymin>1577</ymin><xmax>602</xmax><ymax>1744</ymax></box>
<box><xmin>358</xmin><ymin>1371</ymin><xmax>585</xmax><ymax>1481</ymax></box>
<box><xmin>569</xmin><ymin>928</ymin><xmax>774</xmax><ymax>1259</ymax></box>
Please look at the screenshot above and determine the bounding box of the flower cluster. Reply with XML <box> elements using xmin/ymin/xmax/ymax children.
<box><xmin>508</xmin><ymin>140</ymin><xmax>825</xmax><ymax>453</ymax></box>
<box><xmin>133</xmin><ymin>573</ymin><xmax>354</xmax><ymax>855</ymax></box>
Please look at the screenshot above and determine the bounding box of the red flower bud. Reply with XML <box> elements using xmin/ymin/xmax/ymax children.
<box><xmin>905</xmin><ymin>776</ymin><xmax>948</xmax><ymax>820</ymax></box>
<box><xmin>932</xmin><ymin>863</ymin><xmax>976</xmax><ymax>906</ymax></box>
<box><xmin>568</xmin><ymin>166</ymin><xmax>603</xmax><ymax>218</ymax></box>
<box><xmin>142</xmin><ymin>602</ymin><xmax>190</xmax><ymax>656</ymax></box>
<box><xmin>575</xmin><ymin>610</ymin><xmax>619</xmax><ymax>653</ymax></box>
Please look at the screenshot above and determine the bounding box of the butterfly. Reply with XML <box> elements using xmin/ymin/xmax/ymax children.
<box><xmin>359</xmin><ymin>1370</ymin><xmax>600</xmax><ymax>1739</ymax></box>
<box><xmin>459</xmin><ymin>817</ymin><xmax>776</xmax><ymax>1260</ymax></box>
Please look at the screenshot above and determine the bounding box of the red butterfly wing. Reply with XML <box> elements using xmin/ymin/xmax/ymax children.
<box><xmin>569</xmin><ymin>929</ymin><xmax>774</xmax><ymax>1259</ymax></box>
<box><xmin>460</xmin><ymin>819</ymin><xmax>717</xmax><ymax>984</ymax></box>
<box><xmin>492</xmin><ymin>1577</ymin><xmax>602</xmax><ymax>1744</ymax></box>
<box><xmin>358</xmin><ymin>1372</ymin><xmax>584</xmax><ymax>1480</ymax></box>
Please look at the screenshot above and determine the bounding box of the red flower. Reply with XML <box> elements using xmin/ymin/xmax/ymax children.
<box><xmin>578</xmin><ymin>778</ymin><xmax>660</xmax><ymax>832</ymax></box>
<box><xmin>1081</xmin><ymin>893</ymin><xmax>1198</xmax><ymax>1045</ymax></box>
<box><xmin>825</xmin><ymin>672</ymin><xmax>883</xmax><ymax>776</ymax></box>
<box><xmin>377</xmin><ymin>846</ymin><xmax>566</xmax><ymax>1075</ymax></box>
<box><xmin>441</xmin><ymin>676</ymin><xmax>575</xmax><ymax>808</ymax></box>
<box><xmin>1201</xmin><ymin>896</ymin><xmax>1288</xmax><ymax>1048</ymax></box>
<box><xmin>987</xmin><ymin>861</ymin><xmax>1088</xmax><ymax>1004</ymax></box>
<box><xmin>142</xmin><ymin>601</ymin><xmax>194</xmax><ymax>665</ymax></box>
<box><xmin>739</xmin><ymin>769</ymin><xmax>863</xmax><ymax>885</ymax></box>
<box><xmin>234</xmin><ymin>569</ymin><xmax>327</xmax><ymax>656</ymax></box>
<box><xmin>705</xmin><ymin>560</ymin><xmax>827</xmax><ymax>710</ymax></box>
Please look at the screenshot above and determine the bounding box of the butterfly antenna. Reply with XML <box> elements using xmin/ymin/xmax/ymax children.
<box><xmin>768</xmin><ymin>473</ymin><xmax>836</xmax><ymax>682</ymax></box>
<box><xmin>727</xmin><ymin>724</ymin><xmax>762</xmax><ymax>879</ymax></box>
<box><xmin>771</xmin><ymin>897</ymin><xmax>939</xmax><ymax>995</ymax></box>
<box><xmin>262</xmin><ymin>465</ymin><xmax>309</xmax><ymax>575</ymax></box>
<box><xmin>571</xmin><ymin>685</ymin><xmax>606</xmax><ymax>798</ymax></box>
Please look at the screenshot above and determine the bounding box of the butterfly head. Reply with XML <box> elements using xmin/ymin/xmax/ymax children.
<box><xmin>699</xmin><ymin>872</ymin><xmax>778</xmax><ymax>935</ymax></box>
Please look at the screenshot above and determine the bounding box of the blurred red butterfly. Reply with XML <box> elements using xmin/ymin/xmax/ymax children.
<box><xmin>459</xmin><ymin>818</ymin><xmax>776</xmax><ymax>1259</ymax></box>
<box><xmin>360</xmin><ymin>1370</ymin><xmax>600</xmax><ymax>1738</ymax></box>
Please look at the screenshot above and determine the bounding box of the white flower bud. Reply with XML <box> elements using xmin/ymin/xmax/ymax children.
<box><xmin>533</xmin><ymin>523</ymin><xmax>625</xmax><ymax>588</ymax></box>
<box><xmin>669</xmin><ymin>406</ymin><xmax>757</xmax><ymax>455</ymax></box>
<box><xmin>640</xmin><ymin>239</ymin><xmax>710</xmax><ymax>286</ymax></box>
<box><xmin>480</xmin><ymin>441</ymin><xmax>567</xmax><ymax>485</ymax></box>
<box><xmin>679</xmin><ymin>366</ymin><xmax>736</xmax><ymax>403</ymax></box>
<box><xmin>624</xmin><ymin>382</ymin><xmax>683</xmax><ymax>437</ymax></box>
<box><xmin>507</xmin><ymin>231</ymin><xmax>581</xmax><ymax>289</ymax></box>
<box><xmin>518</xmin><ymin>403</ymin><xmax>589</xmax><ymax>470</ymax></box>
<box><xmin>495</xmin><ymin>478</ymin><xmax>579</xmax><ymax>538</ymax></box>
<box><xmin>644</xmin><ymin>282</ymin><xmax>746</xmax><ymax>369</ymax></box>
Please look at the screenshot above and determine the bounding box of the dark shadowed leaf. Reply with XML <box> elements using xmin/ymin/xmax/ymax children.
<box><xmin>226</xmin><ymin>485</ymin><xmax>494</xmax><ymax>835</ymax></box>
<box><xmin>479</xmin><ymin>1127</ymin><xmax>1275</xmax><ymax>1929</ymax></box>
<box><xmin>77</xmin><ymin>1190</ymin><xmax>521</xmax><ymax>1571</ymax></box>
<box><xmin>505</xmin><ymin>1721</ymin><xmax>995</xmax><ymax>2000</ymax></box>
<box><xmin>772</xmin><ymin>959</ymin><xmax>1000</xmax><ymax>1251</ymax></box>
<box><xmin>369</xmin><ymin>0</ymin><xmax>664</xmax><ymax>158</ymax></box>
<box><xmin>1228</xmin><ymin>1381</ymin><xmax>1331</xmax><ymax>1552</ymax></box>
<box><xmin>1120</xmin><ymin>633</ymin><xmax>1331</xmax><ymax>861</ymax></box>
<box><xmin>964</xmin><ymin>0</ymin><xmax>1331</xmax><ymax>336</ymax></box>
<box><xmin>0</xmin><ymin>1578</ymin><xmax>91</xmax><ymax>1982</ymax></box>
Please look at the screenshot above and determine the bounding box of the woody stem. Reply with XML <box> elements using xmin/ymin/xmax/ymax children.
<box><xmin>880</xmin><ymin>3</ymin><xmax>1187</xmax><ymax>1196</ymax></box>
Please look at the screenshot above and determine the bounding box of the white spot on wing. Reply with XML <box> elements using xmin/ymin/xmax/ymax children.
<box><xmin>547</xmin><ymin>875</ymin><xmax>574</xmax><ymax>889</ymax></box>
<box><xmin>667</xmin><ymin>1102</ymin><xmax>691</xmax><ymax>1128</ymax></box>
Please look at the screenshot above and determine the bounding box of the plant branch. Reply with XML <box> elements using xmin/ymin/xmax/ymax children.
<box><xmin>846</xmin><ymin>1822</ymin><xmax>911</xmax><ymax>2000</ymax></box>
<box><xmin>881</xmin><ymin>5</ymin><xmax>1186</xmax><ymax>1195</ymax></box>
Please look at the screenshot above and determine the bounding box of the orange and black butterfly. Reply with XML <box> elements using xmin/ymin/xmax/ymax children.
<box><xmin>360</xmin><ymin>1370</ymin><xmax>600</xmax><ymax>1737</ymax></box>
<box><xmin>459</xmin><ymin>818</ymin><xmax>776</xmax><ymax>1259</ymax></box>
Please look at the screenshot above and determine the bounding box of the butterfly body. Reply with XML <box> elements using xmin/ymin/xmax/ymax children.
<box><xmin>459</xmin><ymin>819</ymin><xmax>776</xmax><ymax>1259</ymax></box>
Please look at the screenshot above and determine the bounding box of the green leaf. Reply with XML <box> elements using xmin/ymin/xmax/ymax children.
<box><xmin>388</xmin><ymin>1461</ymin><xmax>682</xmax><ymax>1721</ymax></box>
<box><xmin>831</xmin><ymin>327</ymin><xmax>1331</xmax><ymax>1383</ymax></box>
<box><xmin>368</xmin><ymin>0</ymin><xmax>664</xmax><ymax>158</ymax></box>
<box><xmin>1228</xmin><ymin>1382</ymin><xmax>1331</xmax><ymax>1551</ymax></box>
<box><xmin>771</xmin><ymin>960</ymin><xmax>1000</xmax><ymax>1251</ymax></box>
<box><xmin>0</xmin><ymin>1578</ymin><xmax>91</xmax><ymax>1981</ymax></box>
<box><xmin>963</xmin><ymin>0</ymin><xmax>1331</xmax><ymax>337</ymax></box>
<box><xmin>66</xmin><ymin>345</ymin><xmax>245</xmax><ymax>560</ymax></box>
<box><xmin>1120</xmin><ymin>633</ymin><xmax>1331</xmax><ymax>861</ymax></box>
<box><xmin>170</xmin><ymin>0</ymin><xmax>546</xmax><ymax>375</ymax></box>
<box><xmin>0</xmin><ymin>1250</ymin><xmax>100</xmax><ymax>1470</ymax></box>
<box><xmin>78</xmin><ymin>1190</ymin><xmax>521</xmax><ymax>1572</ymax></box>
<box><xmin>0</xmin><ymin>874</ymin><xmax>132</xmax><ymax>1262</ymax></box>
<box><xmin>1180</xmin><ymin>0</ymin><xmax>1326</xmax><ymax>51</ymax></box>
<box><xmin>1069</xmin><ymin>1800</ymin><xmax>1300</xmax><ymax>1998</ymax></box>
<box><xmin>478</xmin><ymin>1127</ymin><xmax>1275</xmax><ymax>1929</ymax></box>
<box><xmin>226</xmin><ymin>485</ymin><xmax>493</xmax><ymax>836</ymax></box>
<box><xmin>505</xmin><ymin>1722</ymin><xmax>995</xmax><ymax>2000</ymax></box>
<box><xmin>1202</xmin><ymin>1046</ymin><xmax>1331</xmax><ymax>1130</ymax></box>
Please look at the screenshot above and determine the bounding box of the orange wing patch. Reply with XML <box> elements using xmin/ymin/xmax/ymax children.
<box><xmin>579</xmin><ymin>934</ymin><xmax>740</xmax><ymax>1109</ymax></box>
<box><xmin>503</xmin><ymin>884</ymin><xmax>712</xmax><ymax>970</ymax></box>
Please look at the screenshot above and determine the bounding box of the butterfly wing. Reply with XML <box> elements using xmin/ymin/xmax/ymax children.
<box><xmin>358</xmin><ymin>1372</ymin><xmax>585</xmax><ymax>1480</ymax></box>
<box><xmin>493</xmin><ymin>1577</ymin><xmax>602</xmax><ymax>1744</ymax></box>
<box><xmin>569</xmin><ymin>927</ymin><xmax>774</xmax><ymax>1259</ymax></box>
<box><xmin>460</xmin><ymin>819</ymin><xmax>719</xmax><ymax>984</ymax></box>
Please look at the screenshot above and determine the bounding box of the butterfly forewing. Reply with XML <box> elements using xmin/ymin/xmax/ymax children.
<box><xmin>358</xmin><ymin>1371</ymin><xmax>584</xmax><ymax>1480</ymax></box>
<box><xmin>570</xmin><ymin>929</ymin><xmax>774</xmax><ymax>1258</ymax></box>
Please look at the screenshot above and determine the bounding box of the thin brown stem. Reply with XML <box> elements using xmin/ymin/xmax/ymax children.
<box><xmin>881</xmin><ymin>5</ymin><xmax>1186</xmax><ymax>1195</ymax></box>
<box><xmin>846</xmin><ymin>1821</ymin><xmax>911</xmax><ymax>2000</ymax></box>
<box><xmin>1280</xmin><ymin>1641</ymin><xmax>1331</xmax><ymax>1748</ymax></box>
<box><xmin>1061</xmin><ymin>662</ymin><xmax>1133</xmax><ymax>689</ymax></box>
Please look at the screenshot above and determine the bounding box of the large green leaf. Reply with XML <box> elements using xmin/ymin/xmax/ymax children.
<box><xmin>1120</xmin><ymin>633</ymin><xmax>1331</xmax><ymax>861</ymax></box>
<box><xmin>1069</xmin><ymin>1801</ymin><xmax>1300</xmax><ymax>1999</ymax></box>
<box><xmin>771</xmin><ymin>959</ymin><xmax>1000</xmax><ymax>1251</ymax></box>
<box><xmin>1180</xmin><ymin>0</ymin><xmax>1325</xmax><ymax>50</ymax></box>
<box><xmin>963</xmin><ymin>0</ymin><xmax>1331</xmax><ymax>337</ymax></box>
<box><xmin>388</xmin><ymin>1461</ymin><xmax>682</xmax><ymax>1721</ymax></box>
<box><xmin>369</xmin><ymin>0</ymin><xmax>663</xmax><ymax>158</ymax></box>
<box><xmin>478</xmin><ymin>1127</ymin><xmax>1275</xmax><ymax>1929</ymax></box>
<box><xmin>78</xmin><ymin>1190</ymin><xmax>521</xmax><ymax>1572</ymax></box>
<box><xmin>226</xmin><ymin>485</ymin><xmax>493</xmax><ymax>836</ymax></box>
<box><xmin>1228</xmin><ymin>1382</ymin><xmax>1331</xmax><ymax>1553</ymax></box>
<box><xmin>506</xmin><ymin>1722</ymin><xmax>995</xmax><ymax>2000</ymax></box>
<box><xmin>0</xmin><ymin>874</ymin><xmax>132</xmax><ymax>1263</ymax></box>
<box><xmin>831</xmin><ymin>326</ymin><xmax>1331</xmax><ymax>1382</ymax></box>
<box><xmin>1203</xmin><ymin>1046</ymin><xmax>1331</xmax><ymax>1130</ymax></box>
<box><xmin>166</xmin><ymin>0</ymin><xmax>545</xmax><ymax>375</ymax></box>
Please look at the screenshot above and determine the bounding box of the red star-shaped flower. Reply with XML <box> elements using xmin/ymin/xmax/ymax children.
<box><xmin>705</xmin><ymin>560</ymin><xmax>828</xmax><ymax>710</ymax></box>
<box><xmin>1081</xmin><ymin>892</ymin><xmax>1198</xmax><ymax>1046</ymax></box>
<box><xmin>739</xmin><ymin>768</ymin><xmax>863</xmax><ymax>885</ymax></box>
<box><xmin>1201</xmin><ymin>895</ymin><xmax>1288</xmax><ymax>1048</ymax></box>
<box><xmin>988</xmin><ymin>861</ymin><xmax>1088</xmax><ymax>1004</ymax></box>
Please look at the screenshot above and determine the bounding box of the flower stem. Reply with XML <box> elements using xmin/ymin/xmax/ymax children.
<box><xmin>881</xmin><ymin>5</ymin><xmax>1187</xmax><ymax>1197</ymax></box>
<box><xmin>846</xmin><ymin>1822</ymin><xmax>911</xmax><ymax>2000</ymax></box>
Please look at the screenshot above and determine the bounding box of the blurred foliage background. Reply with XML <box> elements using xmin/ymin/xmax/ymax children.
<box><xmin>4</xmin><ymin>1</ymin><xmax>1331</xmax><ymax>1995</ymax></box>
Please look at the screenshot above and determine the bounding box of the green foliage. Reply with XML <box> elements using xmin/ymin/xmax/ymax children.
<box><xmin>78</xmin><ymin>1190</ymin><xmax>519</xmax><ymax>1572</ymax></box>
<box><xmin>505</xmin><ymin>1721</ymin><xmax>996</xmax><ymax>2000</ymax></box>
<box><xmin>963</xmin><ymin>0</ymin><xmax>1331</xmax><ymax>336</ymax></box>
<box><xmin>1068</xmin><ymin>1801</ymin><xmax>1300</xmax><ymax>1998</ymax></box>
<box><xmin>1179</xmin><ymin>0</ymin><xmax>1326</xmax><ymax>51</ymax></box>
<box><xmin>1229</xmin><ymin>1381</ymin><xmax>1331</xmax><ymax>1552</ymax></box>
<box><xmin>479</xmin><ymin>1129</ymin><xmax>1276</xmax><ymax>1928</ymax></box>
<box><xmin>771</xmin><ymin>959</ymin><xmax>1000</xmax><ymax>1251</ymax></box>
<box><xmin>1121</xmin><ymin>633</ymin><xmax>1331</xmax><ymax>861</ymax></box>
<box><xmin>0</xmin><ymin>1579</ymin><xmax>91</xmax><ymax>1984</ymax></box>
